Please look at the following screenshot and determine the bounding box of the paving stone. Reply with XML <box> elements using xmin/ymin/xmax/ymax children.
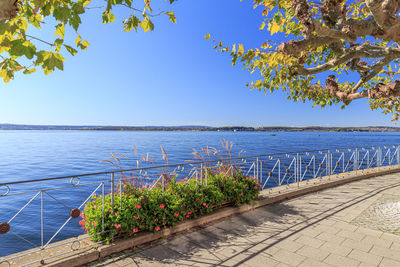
<box><xmin>355</xmin><ymin>227</ymin><xmax>384</xmax><ymax>238</ymax></box>
<box><xmin>316</xmin><ymin>232</ymin><xmax>345</xmax><ymax>244</ymax></box>
<box><xmin>332</xmin><ymin>221</ymin><xmax>358</xmax><ymax>232</ymax></box>
<box><xmin>274</xmin><ymin>239</ymin><xmax>303</xmax><ymax>252</ymax></box>
<box><xmin>370</xmin><ymin>245</ymin><xmax>400</xmax><ymax>262</ymax></box>
<box><xmin>336</xmin><ymin>229</ymin><xmax>366</xmax><ymax>241</ymax></box>
<box><xmin>348</xmin><ymin>249</ymin><xmax>383</xmax><ymax>265</ymax></box>
<box><xmin>362</xmin><ymin>235</ymin><xmax>393</xmax><ymax>249</ymax></box>
<box><xmin>241</xmin><ymin>253</ymin><xmax>280</xmax><ymax>267</ymax></box>
<box><xmin>390</xmin><ymin>242</ymin><xmax>400</xmax><ymax>251</ymax></box>
<box><xmin>298</xmin><ymin>258</ymin><xmax>332</xmax><ymax>267</ymax></box>
<box><xmin>319</xmin><ymin>242</ymin><xmax>352</xmax><ymax>256</ymax></box>
<box><xmin>295</xmin><ymin>235</ymin><xmax>325</xmax><ymax>249</ymax></box>
<box><xmin>296</xmin><ymin>245</ymin><xmax>330</xmax><ymax>262</ymax></box>
<box><xmin>342</xmin><ymin>238</ymin><xmax>374</xmax><ymax>252</ymax></box>
<box><xmin>323</xmin><ymin>254</ymin><xmax>360</xmax><ymax>267</ymax></box>
<box><xmin>380</xmin><ymin>257</ymin><xmax>400</xmax><ymax>267</ymax></box>
<box><xmin>269</xmin><ymin>249</ymin><xmax>306</xmax><ymax>266</ymax></box>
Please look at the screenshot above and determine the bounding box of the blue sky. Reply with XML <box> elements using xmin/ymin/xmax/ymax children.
<box><xmin>0</xmin><ymin>0</ymin><xmax>395</xmax><ymax>127</ymax></box>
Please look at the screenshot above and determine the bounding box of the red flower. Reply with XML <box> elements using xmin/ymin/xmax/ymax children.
<box><xmin>195</xmin><ymin>197</ymin><xmax>200</xmax><ymax>201</ymax></box>
<box><xmin>155</xmin><ymin>226</ymin><xmax>160</xmax><ymax>231</ymax></box>
<box><xmin>254</xmin><ymin>185</ymin><xmax>258</xmax><ymax>189</ymax></box>
<box><xmin>203</xmin><ymin>203</ymin><xmax>207</xmax><ymax>206</ymax></box>
<box><xmin>133</xmin><ymin>228</ymin><xmax>138</xmax><ymax>233</ymax></box>
<box><xmin>159</xmin><ymin>204</ymin><xmax>165</xmax><ymax>209</ymax></box>
<box><xmin>135</xmin><ymin>205</ymin><xmax>141</xmax><ymax>209</ymax></box>
<box><xmin>115</xmin><ymin>224</ymin><xmax>121</xmax><ymax>229</ymax></box>
<box><xmin>174</xmin><ymin>213</ymin><xmax>179</xmax><ymax>217</ymax></box>
<box><xmin>162</xmin><ymin>222</ymin><xmax>166</xmax><ymax>226</ymax></box>
<box><xmin>154</xmin><ymin>218</ymin><xmax>158</xmax><ymax>222</ymax></box>
<box><xmin>239</xmin><ymin>192</ymin><xmax>243</xmax><ymax>196</ymax></box>
<box><xmin>188</xmin><ymin>211</ymin><xmax>192</xmax><ymax>215</ymax></box>
<box><xmin>109</xmin><ymin>209</ymin><xmax>113</xmax><ymax>213</ymax></box>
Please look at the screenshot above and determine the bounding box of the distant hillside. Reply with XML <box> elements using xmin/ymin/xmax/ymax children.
<box><xmin>1</xmin><ymin>124</ymin><xmax>400</xmax><ymax>132</ymax></box>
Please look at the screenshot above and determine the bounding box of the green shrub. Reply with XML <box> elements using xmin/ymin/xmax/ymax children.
<box><xmin>81</xmin><ymin>169</ymin><xmax>259</xmax><ymax>243</ymax></box>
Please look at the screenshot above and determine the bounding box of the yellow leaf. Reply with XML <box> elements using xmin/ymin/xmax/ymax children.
<box><xmin>270</xmin><ymin>22</ymin><xmax>280</xmax><ymax>35</ymax></box>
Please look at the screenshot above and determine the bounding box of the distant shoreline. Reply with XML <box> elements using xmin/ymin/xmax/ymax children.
<box><xmin>1</xmin><ymin>124</ymin><xmax>400</xmax><ymax>132</ymax></box>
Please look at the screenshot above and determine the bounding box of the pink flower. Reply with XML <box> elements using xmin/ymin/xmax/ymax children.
<box><xmin>135</xmin><ymin>205</ymin><xmax>141</xmax><ymax>209</ymax></box>
<box><xmin>133</xmin><ymin>215</ymin><xmax>140</xmax><ymax>219</ymax></box>
<box><xmin>115</xmin><ymin>212</ymin><xmax>119</xmax><ymax>216</ymax></box>
<box><xmin>239</xmin><ymin>193</ymin><xmax>243</xmax><ymax>196</ymax></box>
<box><xmin>80</xmin><ymin>213</ymin><xmax>85</xmax><ymax>219</ymax></box>
<box><xmin>91</xmin><ymin>222</ymin><xmax>97</xmax><ymax>226</ymax></box>
<box><xmin>188</xmin><ymin>211</ymin><xmax>192</xmax><ymax>215</ymax></box>
<box><xmin>195</xmin><ymin>197</ymin><xmax>200</xmax><ymax>201</ymax></box>
<box><xmin>203</xmin><ymin>203</ymin><xmax>207</xmax><ymax>206</ymax></box>
<box><xmin>174</xmin><ymin>213</ymin><xmax>179</xmax><ymax>217</ymax></box>
<box><xmin>162</xmin><ymin>222</ymin><xmax>166</xmax><ymax>226</ymax></box>
<box><xmin>159</xmin><ymin>204</ymin><xmax>165</xmax><ymax>209</ymax></box>
<box><xmin>133</xmin><ymin>228</ymin><xmax>138</xmax><ymax>233</ymax></box>
<box><xmin>115</xmin><ymin>224</ymin><xmax>121</xmax><ymax>229</ymax></box>
<box><xmin>93</xmin><ymin>205</ymin><xmax>97</xmax><ymax>209</ymax></box>
<box><xmin>163</xmin><ymin>216</ymin><xmax>166</xmax><ymax>220</ymax></box>
<box><xmin>155</xmin><ymin>226</ymin><xmax>160</xmax><ymax>231</ymax></box>
<box><xmin>254</xmin><ymin>185</ymin><xmax>258</xmax><ymax>189</ymax></box>
<box><xmin>109</xmin><ymin>209</ymin><xmax>113</xmax><ymax>213</ymax></box>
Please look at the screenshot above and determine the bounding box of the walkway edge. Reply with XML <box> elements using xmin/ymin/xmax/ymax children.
<box><xmin>27</xmin><ymin>166</ymin><xmax>400</xmax><ymax>266</ymax></box>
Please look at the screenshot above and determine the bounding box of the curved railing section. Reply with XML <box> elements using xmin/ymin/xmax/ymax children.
<box><xmin>0</xmin><ymin>144</ymin><xmax>399</xmax><ymax>266</ymax></box>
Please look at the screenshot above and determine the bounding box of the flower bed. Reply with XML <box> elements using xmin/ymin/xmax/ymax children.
<box><xmin>81</xmin><ymin>169</ymin><xmax>259</xmax><ymax>243</ymax></box>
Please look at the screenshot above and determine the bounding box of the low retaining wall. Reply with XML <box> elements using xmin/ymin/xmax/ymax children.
<box><xmin>2</xmin><ymin>165</ymin><xmax>400</xmax><ymax>267</ymax></box>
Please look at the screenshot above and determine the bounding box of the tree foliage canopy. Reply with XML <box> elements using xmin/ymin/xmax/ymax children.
<box><xmin>1</xmin><ymin>0</ymin><xmax>400</xmax><ymax>119</ymax></box>
<box><xmin>0</xmin><ymin>0</ymin><xmax>176</xmax><ymax>81</ymax></box>
<box><xmin>208</xmin><ymin>0</ymin><xmax>400</xmax><ymax>120</ymax></box>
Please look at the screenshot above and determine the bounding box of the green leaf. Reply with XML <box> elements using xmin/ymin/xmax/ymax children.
<box><xmin>70</xmin><ymin>15</ymin><xmax>82</xmax><ymax>31</ymax></box>
<box><xmin>102</xmin><ymin>10</ymin><xmax>115</xmax><ymax>24</ymax></box>
<box><xmin>53</xmin><ymin>6</ymin><xmax>71</xmax><ymax>23</ymax></box>
<box><xmin>123</xmin><ymin>16</ymin><xmax>140</xmax><ymax>32</ymax></box>
<box><xmin>64</xmin><ymin>44</ymin><xmax>77</xmax><ymax>56</ymax></box>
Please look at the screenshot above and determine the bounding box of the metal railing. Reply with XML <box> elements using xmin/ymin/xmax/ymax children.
<box><xmin>1</xmin><ymin>144</ymin><xmax>400</xmax><ymax>266</ymax></box>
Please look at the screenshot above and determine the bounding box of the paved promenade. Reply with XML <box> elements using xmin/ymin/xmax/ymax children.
<box><xmin>91</xmin><ymin>173</ymin><xmax>400</xmax><ymax>267</ymax></box>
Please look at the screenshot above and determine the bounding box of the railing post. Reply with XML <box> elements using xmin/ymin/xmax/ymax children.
<box><xmin>378</xmin><ymin>147</ymin><xmax>381</xmax><ymax>169</ymax></box>
<box><xmin>162</xmin><ymin>173</ymin><xmax>165</xmax><ymax>197</ymax></box>
<box><xmin>296</xmin><ymin>153</ymin><xmax>299</xmax><ymax>186</ymax></box>
<box><xmin>205</xmin><ymin>167</ymin><xmax>208</xmax><ymax>187</ymax></box>
<box><xmin>354</xmin><ymin>148</ymin><xmax>358</xmax><ymax>174</ymax></box>
<box><xmin>41</xmin><ymin>190</ymin><xmax>44</xmax><ymax>248</ymax></box>
<box><xmin>397</xmin><ymin>145</ymin><xmax>400</xmax><ymax>165</ymax></box>
<box><xmin>260</xmin><ymin>160</ymin><xmax>263</xmax><ymax>187</ymax></box>
<box><xmin>256</xmin><ymin>157</ymin><xmax>259</xmax><ymax>181</ymax></box>
<box><xmin>111</xmin><ymin>173</ymin><xmax>115</xmax><ymax>207</ymax></box>
<box><xmin>200</xmin><ymin>163</ymin><xmax>203</xmax><ymax>192</ymax></box>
